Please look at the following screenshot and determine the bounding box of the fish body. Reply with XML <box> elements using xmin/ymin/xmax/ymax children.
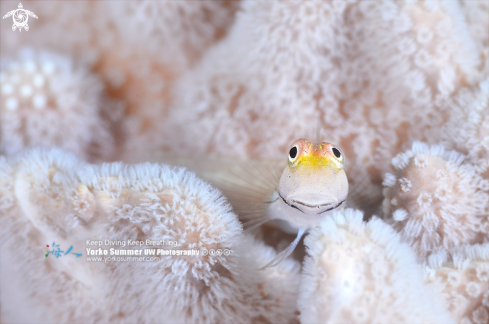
<box><xmin>269</xmin><ymin>139</ymin><xmax>348</xmax><ymax>230</ymax></box>
<box><xmin>234</xmin><ymin>138</ymin><xmax>349</xmax><ymax>268</ymax></box>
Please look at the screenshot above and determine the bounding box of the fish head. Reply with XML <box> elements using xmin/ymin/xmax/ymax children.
<box><xmin>277</xmin><ymin>138</ymin><xmax>348</xmax><ymax>221</ymax></box>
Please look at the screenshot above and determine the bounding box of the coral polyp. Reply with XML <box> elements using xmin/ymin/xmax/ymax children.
<box><xmin>0</xmin><ymin>49</ymin><xmax>114</xmax><ymax>160</ymax></box>
<box><xmin>383</xmin><ymin>142</ymin><xmax>489</xmax><ymax>258</ymax></box>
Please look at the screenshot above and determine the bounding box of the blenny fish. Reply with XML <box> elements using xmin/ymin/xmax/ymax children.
<box><xmin>224</xmin><ymin>138</ymin><xmax>348</xmax><ymax>268</ymax></box>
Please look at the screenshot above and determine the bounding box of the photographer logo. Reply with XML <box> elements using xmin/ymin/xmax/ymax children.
<box><xmin>2</xmin><ymin>3</ymin><xmax>38</xmax><ymax>32</ymax></box>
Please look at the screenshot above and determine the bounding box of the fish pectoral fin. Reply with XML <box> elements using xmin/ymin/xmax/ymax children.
<box><xmin>212</xmin><ymin>159</ymin><xmax>283</xmax><ymax>216</ymax></box>
<box><xmin>201</xmin><ymin>158</ymin><xmax>283</xmax><ymax>227</ymax></box>
<box><xmin>259</xmin><ymin>228</ymin><xmax>306</xmax><ymax>270</ymax></box>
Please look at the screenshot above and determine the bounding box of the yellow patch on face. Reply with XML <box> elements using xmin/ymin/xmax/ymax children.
<box><xmin>287</xmin><ymin>138</ymin><xmax>344</xmax><ymax>171</ymax></box>
<box><xmin>296</xmin><ymin>153</ymin><xmax>335</xmax><ymax>168</ymax></box>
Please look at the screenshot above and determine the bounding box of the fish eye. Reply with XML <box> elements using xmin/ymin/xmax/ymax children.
<box><xmin>332</xmin><ymin>147</ymin><xmax>342</xmax><ymax>159</ymax></box>
<box><xmin>289</xmin><ymin>146</ymin><xmax>298</xmax><ymax>160</ymax></box>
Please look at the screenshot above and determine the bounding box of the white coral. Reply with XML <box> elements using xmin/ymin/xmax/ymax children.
<box><xmin>425</xmin><ymin>244</ymin><xmax>489</xmax><ymax>323</ymax></box>
<box><xmin>0</xmin><ymin>148</ymin><xmax>300</xmax><ymax>323</ymax></box>
<box><xmin>441</xmin><ymin>78</ymin><xmax>489</xmax><ymax>174</ymax></box>
<box><xmin>383</xmin><ymin>142</ymin><xmax>489</xmax><ymax>258</ymax></box>
<box><xmin>298</xmin><ymin>209</ymin><xmax>454</xmax><ymax>324</ymax></box>
<box><xmin>0</xmin><ymin>49</ymin><xmax>114</xmax><ymax>160</ymax></box>
<box><xmin>105</xmin><ymin>1</ymin><xmax>238</xmax><ymax>71</ymax></box>
<box><xmin>1</xmin><ymin>0</ymin><xmax>489</xmax><ymax>322</ymax></box>
<box><xmin>2</xmin><ymin>2</ymin><xmax>238</xmax><ymax>160</ymax></box>
<box><xmin>150</xmin><ymin>0</ymin><xmax>486</xmax><ymax>191</ymax></box>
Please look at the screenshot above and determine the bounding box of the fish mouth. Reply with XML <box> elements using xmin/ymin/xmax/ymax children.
<box><xmin>279</xmin><ymin>193</ymin><xmax>345</xmax><ymax>215</ymax></box>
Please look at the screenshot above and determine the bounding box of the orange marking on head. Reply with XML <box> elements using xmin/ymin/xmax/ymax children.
<box><xmin>287</xmin><ymin>139</ymin><xmax>343</xmax><ymax>169</ymax></box>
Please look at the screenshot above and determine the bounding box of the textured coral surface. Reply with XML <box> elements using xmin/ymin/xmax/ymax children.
<box><xmin>0</xmin><ymin>49</ymin><xmax>117</xmax><ymax>160</ymax></box>
<box><xmin>425</xmin><ymin>245</ymin><xmax>489</xmax><ymax>324</ymax></box>
<box><xmin>383</xmin><ymin>142</ymin><xmax>489</xmax><ymax>258</ymax></box>
<box><xmin>299</xmin><ymin>209</ymin><xmax>454</xmax><ymax>323</ymax></box>
<box><xmin>0</xmin><ymin>148</ymin><xmax>300</xmax><ymax>323</ymax></box>
<box><xmin>1</xmin><ymin>0</ymin><xmax>489</xmax><ymax>323</ymax></box>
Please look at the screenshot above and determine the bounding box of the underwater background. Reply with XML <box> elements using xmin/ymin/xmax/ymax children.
<box><xmin>1</xmin><ymin>1</ymin><xmax>489</xmax><ymax>323</ymax></box>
